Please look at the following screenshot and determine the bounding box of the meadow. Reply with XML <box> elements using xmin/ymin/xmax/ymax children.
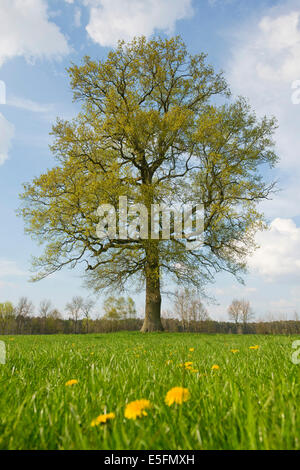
<box><xmin>0</xmin><ymin>332</ymin><xmax>299</xmax><ymax>450</ymax></box>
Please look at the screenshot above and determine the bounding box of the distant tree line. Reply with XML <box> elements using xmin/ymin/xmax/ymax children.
<box><xmin>0</xmin><ymin>295</ymin><xmax>138</xmax><ymax>335</ymax></box>
<box><xmin>0</xmin><ymin>293</ymin><xmax>299</xmax><ymax>335</ymax></box>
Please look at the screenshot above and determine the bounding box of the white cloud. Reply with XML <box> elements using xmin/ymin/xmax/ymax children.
<box><xmin>257</xmin><ymin>11</ymin><xmax>300</xmax><ymax>82</ymax></box>
<box><xmin>0</xmin><ymin>259</ymin><xmax>27</xmax><ymax>277</ymax></box>
<box><xmin>74</xmin><ymin>7</ymin><xmax>82</xmax><ymax>27</ymax></box>
<box><xmin>248</xmin><ymin>218</ymin><xmax>300</xmax><ymax>280</ymax></box>
<box><xmin>0</xmin><ymin>113</ymin><xmax>14</xmax><ymax>165</ymax></box>
<box><xmin>208</xmin><ymin>0</ymin><xmax>237</xmax><ymax>5</ymax></box>
<box><xmin>84</xmin><ymin>0</ymin><xmax>193</xmax><ymax>47</ymax></box>
<box><xmin>7</xmin><ymin>95</ymin><xmax>54</xmax><ymax>113</ymax></box>
<box><xmin>0</xmin><ymin>0</ymin><xmax>70</xmax><ymax>67</ymax></box>
<box><xmin>228</xmin><ymin>2</ymin><xmax>300</xmax><ymax>219</ymax></box>
<box><xmin>0</xmin><ymin>280</ymin><xmax>16</xmax><ymax>289</ymax></box>
<box><xmin>269</xmin><ymin>298</ymin><xmax>298</xmax><ymax>311</ymax></box>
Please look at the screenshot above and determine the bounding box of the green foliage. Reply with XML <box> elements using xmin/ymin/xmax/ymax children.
<box><xmin>19</xmin><ymin>36</ymin><xmax>278</xmax><ymax>304</ymax></box>
<box><xmin>0</xmin><ymin>302</ymin><xmax>15</xmax><ymax>334</ymax></box>
<box><xmin>0</xmin><ymin>302</ymin><xmax>14</xmax><ymax>316</ymax></box>
<box><xmin>0</xmin><ymin>333</ymin><xmax>299</xmax><ymax>449</ymax></box>
<box><xmin>103</xmin><ymin>296</ymin><xmax>137</xmax><ymax>320</ymax></box>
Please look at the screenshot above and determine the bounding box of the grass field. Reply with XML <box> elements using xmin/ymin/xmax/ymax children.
<box><xmin>0</xmin><ymin>332</ymin><xmax>299</xmax><ymax>450</ymax></box>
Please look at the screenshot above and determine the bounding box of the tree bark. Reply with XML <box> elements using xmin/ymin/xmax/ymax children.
<box><xmin>141</xmin><ymin>248</ymin><xmax>164</xmax><ymax>332</ymax></box>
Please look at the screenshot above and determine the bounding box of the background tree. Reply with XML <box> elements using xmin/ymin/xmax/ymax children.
<box><xmin>45</xmin><ymin>308</ymin><xmax>62</xmax><ymax>334</ymax></box>
<box><xmin>228</xmin><ymin>299</ymin><xmax>254</xmax><ymax>324</ymax></box>
<box><xmin>39</xmin><ymin>299</ymin><xmax>52</xmax><ymax>318</ymax></box>
<box><xmin>65</xmin><ymin>296</ymin><xmax>83</xmax><ymax>334</ymax></box>
<box><xmin>173</xmin><ymin>288</ymin><xmax>190</xmax><ymax>330</ymax></box>
<box><xmin>189</xmin><ymin>293</ymin><xmax>209</xmax><ymax>322</ymax></box>
<box><xmin>19</xmin><ymin>36</ymin><xmax>278</xmax><ymax>332</ymax></box>
<box><xmin>173</xmin><ymin>288</ymin><xmax>209</xmax><ymax>330</ymax></box>
<box><xmin>228</xmin><ymin>299</ymin><xmax>241</xmax><ymax>324</ymax></box>
<box><xmin>0</xmin><ymin>302</ymin><xmax>15</xmax><ymax>334</ymax></box>
<box><xmin>82</xmin><ymin>298</ymin><xmax>95</xmax><ymax>333</ymax></box>
<box><xmin>15</xmin><ymin>297</ymin><xmax>34</xmax><ymax>334</ymax></box>
<box><xmin>240</xmin><ymin>299</ymin><xmax>254</xmax><ymax>324</ymax></box>
<box><xmin>126</xmin><ymin>297</ymin><xmax>137</xmax><ymax>319</ymax></box>
<box><xmin>49</xmin><ymin>308</ymin><xmax>61</xmax><ymax>320</ymax></box>
<box><xmin>103</xmin><ymin>296</ymin><xmax>125</xmax><ymax>320</ymax></box>
<box><xmin>102</xmin><ymin>295</ymin><xmax>137</xmax><ymax>321</ymax></box>
<box><xmin>39</xmin><ymin>299</ymin><xmax>52</xmax><ymax>332</ymax></box>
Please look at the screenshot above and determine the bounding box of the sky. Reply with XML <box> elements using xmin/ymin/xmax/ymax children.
<box><xmin>0</xmin><ymin>0</ymin><xmax>300</xmax><ymax>320</ymax></box>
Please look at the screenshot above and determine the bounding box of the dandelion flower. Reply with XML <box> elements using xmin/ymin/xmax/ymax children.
<box><xmin>231</xmin><ymin>349</ymin><xmax>239</xmax><ymax>354</ymax></box>
<box><xmin>179</xmin><ymin>361</ymin><xmax>193</xmax><ymax>368</ymax></box>
<box><xmin>124</xmin><ymin>399</ymin><xmax>151</xmax><ymax>420</ymax></box>
<box><xmin>249</xmin><ymin>345</ymin><xmax>259</xmax><ymax>350</ymax></box>
<box><xmin>189</xmin><ymin>348</ymin><xmax>195</xmax><ymax>352</ymax></box>
<box><xmin>165</xmin><ymin>387</ymin><xmax>190</xmax><ymax>406</ymax></box>
<box><xmin>211</xmin><ymin>364</ymin><xmax>220</xmax><ymax>370</ymax></box>
<box><xmin>65</xmin><ymin>379</ymin><xmax>78</xmax><ymax>387</ymax></box>
<box><xmin>91</xmin><ymin>412</ymin><xmax>115</xmax><ymax>427</ymax></box>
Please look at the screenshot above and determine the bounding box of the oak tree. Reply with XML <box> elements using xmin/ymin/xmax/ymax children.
<box><xmin>20</xmin><ymin>36</ymin><xmax>277</xmax><ymax>331</ymax></box>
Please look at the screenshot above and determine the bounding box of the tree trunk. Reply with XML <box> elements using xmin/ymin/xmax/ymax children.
<box><xmin>141</xmin><ymin>248</ymin><xmax>164</xmax><ymax>332</ymax></box>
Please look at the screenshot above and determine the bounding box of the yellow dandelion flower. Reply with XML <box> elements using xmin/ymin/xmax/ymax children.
<box><xmin>124</xmin><ymin>399</ymin><xmax>151</xmax><ymax>420</ymax></box>
<box><xmin>91</xmin><ymin>412</ymin><xmax>115</xmax><ymax>427</ymax></box>
<box><xmin>211</xmin><ymin>364</ymin><xmax>220</xmax><ymax>370</ymax></box>
<box><xmin>65</xmin><ymin>379</ymin><xmax>78</xmax><ymax>387</ymax></box>
<box><xmin>189</xmin><ymin>348</ymin><xmax>195</xmax><ymax>352</ymax></box>
<box><xmin>165</xmin><ymin>387</ymin><xmax>190</xmax><ymax>406</ymax></box>
<box><xmin>231</xmin><ymin>349</ymin><xmax>239</xmax><ymax>354</ymax></box>
<box><xmin>249</xmin><ymin>345</ymin><xmax>260</xmax><ymax>350</ymax></box>
<box><xmin>179</xmin><ymin>361</ymin><xmax>194</xmax><ymax>370</ymax></box>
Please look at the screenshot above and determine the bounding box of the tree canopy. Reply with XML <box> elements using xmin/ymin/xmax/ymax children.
<box><xmin>19</xmin><ymin>36</ymin><xmax>278</xmax><ymax>331</ymax></box>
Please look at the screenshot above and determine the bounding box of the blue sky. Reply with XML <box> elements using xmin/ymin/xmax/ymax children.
<box><xmin>1</xmin><ymin>0</ymin><xmax>300</xmax><ymax>320</ymax></box>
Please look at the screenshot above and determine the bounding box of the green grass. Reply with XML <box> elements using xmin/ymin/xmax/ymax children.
<box><xmin>0</xmin><ymin>332</ymin><xmax>299</xmax><ymax>450</ymax></box>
